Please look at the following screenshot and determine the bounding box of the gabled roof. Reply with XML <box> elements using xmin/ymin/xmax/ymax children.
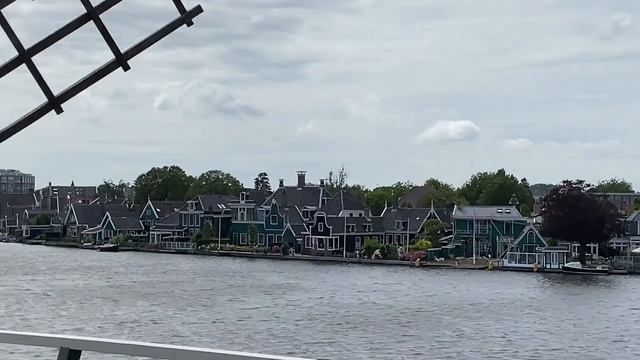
<box><xmin>263</xmin><ymin>185</ymin><xmax>325</xmax><ymax>210</ymax></box>
<box><xmin>326</xmin><ymin>216</ymin><xmax>385</xmax><ymax>235</ymax></box>
<box><xmin>196</xmin><ymin>195</ymin><xmax>235</xmax><ymax>213</ymax></box>
<box><xmin>627</xmin><ymin>210</ymin><xmax>640</xmax><ymax>222</ymax></box>
<box><xmin>69</xmin><ymin>204</ymin><xmax>105</xmax><ymax>228</ymax></box>
<box><xmin>144</xmin><ymin>200</ymin><xmax>184</xmax><ymax>219</ymax></box>
<box><xmin>321</xmin><ymin>191</ymin><xmax>367</xmax><ymax>216</ymax></box>
<box><xmin>110</xmin><ymin>214</ymin><xmax>144</xmax><ymax>231</ymax></box>
<box><xmin>381</xmin><ymin>207</ymin><xmax>430</xmax><ymax>233</ymax></box>
<box><xmin>513</xmin><ymin>223</ymin><xmax>548</xmax><ymax>247</ymax></box>
<box><xmin>398</xmin><ymin>185</ymin><xmax>435</xmax><ymax>208</ymax></box>
<box><xmin>451</xmin><ymin>205</ymin><xmax>525</xmax><ymax>221</ymax></box>
<box><xmin>284</xmin><ymin>223</ymin><xmax>309</xmax><ymax>237</ymax></box>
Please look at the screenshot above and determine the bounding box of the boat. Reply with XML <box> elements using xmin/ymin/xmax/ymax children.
<box><xmin>81</xmin><ymin>242</ymin><xmax>95</xmax><ymax>250</ymax></box>
<box><xmin>96</xmin><ymin>244</ymin><xmax>119</xmax><ymax>252</ymax></box>
<box><xmin>562</xmin><ymin>261</ymin><xmax>609</xmax><ymax>275</ymax></box>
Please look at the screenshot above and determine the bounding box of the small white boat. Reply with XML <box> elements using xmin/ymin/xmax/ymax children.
<box><xmin>562</xmin><ymin>261</ymin><xmax>609</xmax><ymax>275</ymax></box>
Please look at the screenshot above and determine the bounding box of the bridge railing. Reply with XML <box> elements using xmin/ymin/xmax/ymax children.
<box><xmin>0</xmin><ymin>331</ymin><xmax>314</xmax><ymax>360</ymax></box>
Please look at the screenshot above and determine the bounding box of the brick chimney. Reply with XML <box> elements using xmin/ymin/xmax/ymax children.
<box><xmin>279</xmin><ymin>179</ymin><xmax>284</xmax><ymax>188</ymax></box>
<box><xmin>297</xmin><ymin>171</ymin><xmax>306</xmax><ymax>188</ymax></box>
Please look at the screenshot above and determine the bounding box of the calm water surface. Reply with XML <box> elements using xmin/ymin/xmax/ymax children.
<box><xmin>0</xmin><ymin>244</ymin><xmax>639</xmax><ymax>359</ymax></box>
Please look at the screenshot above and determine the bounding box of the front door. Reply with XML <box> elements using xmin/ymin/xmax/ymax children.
<box><xmin>355</xmin><ymin>237</ymin><xmax>362</xmax><ymax>250</ymax></box>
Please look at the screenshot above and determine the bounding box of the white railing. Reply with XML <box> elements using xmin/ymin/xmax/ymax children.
<box><xmin>0</xmin><ymin>331</ymin><xmax>313</xmax><ymax>360</ymax></box>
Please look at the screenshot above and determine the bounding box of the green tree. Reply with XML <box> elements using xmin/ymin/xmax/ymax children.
<box><xmin>187</xmin><ymin>170</ymin><xmax>243</xmax><ymax>198</ymax></box>
<box><xmin>363</xmin><ymin>237</ymin><xmax>381</xmax><ymax>258</ymax></box>
<box><xmin>421</xmin><ymin>219</ymin><xmax>445</xmax><ymax>248</ymax></box>
<box><xmin>459</xmin><ymin>169</ymin><xmax>534</xmax><ymax>216</ymax></box>
<box><xmin>593</xmin><ymin>178</ymin><xmax>634</xmax><ymax>193</ymax></box>
<box><xmin>417</xmin><ymin>178</ymin><xmax>464</xmax><ymax>208</ymax></box>
<box><xmin>411</xmin><ymin>239</ymin><xmax>432</xmax><ymax>251</ymax></box>
<box><xmin>34</xmin><ymin>214</ymin><xmax>50</xmax><ymax>225</ymax></box>
<box><xmin>634</xmin><ymin>198</ymin><xmax>640</xmax><ymax>211</ymax></box>
<box><xmin>254</xmin><ymin>172</ymin><xmax>272</xmax><ymax>192</ymax></box>
<box><xmin>134</xmin><ymin>166</ymin><xmax>193</xmax><ymax>203</ymax></box>
<box><xmin>365</xmin><ymin>181</ymin><xmax>412</xmax><ymax>216</ymax></box>
<box><xmin>530</xmin><ymin>183</ymin><xmax>555</xmax><ymax>198</ymax></box>
<box><xmin>248</xmin><ymin>224</ymin><xmax>258</xmax><ymax>247</ymax></box>
<box><xmin>98</xmin><ymin>179</ymin><xmax>129</xmax><ymax>199</ymax></box>
<box><xmin>541</xmin><ymin>180</ymin><xmax>620</xmax><ymax>265</ymax></box>
<box><xmin>345</xmin><ymin>184</ymin><xmax>369</xmax><ymax>203</ymax></box>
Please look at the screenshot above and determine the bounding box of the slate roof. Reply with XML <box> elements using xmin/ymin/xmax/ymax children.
<box><xmin>196</xmin><ymin>195</ymin><xmax>235</xmax><ymax>213</ymax></box>
<box><xmin>321</xmin><ymin>191</ymin><xmax>367</xmax><ymax>215</ymax></box>
<box><xmin>626</xmin><ymin>210</ymin><xmax>640</xmax><ymax>222</ymax></box>
<box><xmin>326</xmin><ymin>216</ymin><xmax>385</xmax><ymax>234</ymax></box>
<box><xmin>381</xmin><ymin>208</ymin><xmax>431</xmax><ymax>233</ymax></box>
<box><xmin>149</xmin><ymin>200</ymin><xmax>184</xmax><ymax>218</ymax></box>
<box><xmin>398</xmin><ymin>185</ymin><xmax>436</xmax><ymax>208</ymax></box>
<box><xmin>264</xmin><ymin>185</ymin><xmax>325</xmax><ymax>210</ymax></box>
<box><xmin>287</xmin><ymin>223</ymin><xmax>309</xmax><ymax>237</ymax></box>
<box><xmin>451</xmin><ymin>205</ymin><xmax>525</xmax><ymax>221</ymax></box>
<box><xmin>247</xmin><ymin>188</ymin><xmax>270</xmax><ymax>207</ymax></box>
<box><xmin>0</xmin><ymin>194</ymin><xmax>38</xmax><ymax>221</ymax></box>
<box><xmin>71</xmin><ymin>204</ymin><xmax>107</xmax><ymax>227</ymax></box>
<box><xmin>110</xmin><ymin>214</ymin><xmax>144</xmax><ymax>230</ymax></box>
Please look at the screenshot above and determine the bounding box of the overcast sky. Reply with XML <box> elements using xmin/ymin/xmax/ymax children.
<box><xmin>1</xmin><ymin>0</ymin><xmax>639</xmax><ymax>190</ymax></box>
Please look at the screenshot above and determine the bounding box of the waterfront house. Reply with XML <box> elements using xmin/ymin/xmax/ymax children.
<box><xmin>302</xmin><ymin>212</ymin><xmax>384</xmax><ymax>256</ymax></box>
<box><xmin>149</xmin><ymin>211</ymin><xmax>190</xmax><ymax>248</ymax></box>
<box><xmin>227</xmin><ymin>188</ymin><xmax>270</xmax><ymax>246</ymax></box>
<box><xmin>229</xmin><ymin>171</ymin><xmax>330</xmax><ymax>251</ymax></box>
<box><xmin>0</xmin><ymin>193</ymin><xmax>39</xmax><ymax>236</ymax></box>
<box><xmin>451</xmin><ymin>205</ymin><xmax>546</xmax><ymax>258</ymax></box>
<box><xmin>64</xmin><ymin>204</ymin><xmax>107</xmax><ymax>240</ymax></box>
<box><xmin>89</xmin><ymin>205</ymin><xmax>145</xmax><ymax>243</ymax></box>
<box><xmin>380</xmin><ymin>207</ymin><xmax>431</xmax><ymax>248</ymax></box>
<box><xmin>36</xmin><ymin>182</ymin><xmax>98</xmax><ymax>220</ymax></box>
<box><xmin>139</xmin><ymin>200</ymin><xmax>184</xmax><ymax>229</ymax></box>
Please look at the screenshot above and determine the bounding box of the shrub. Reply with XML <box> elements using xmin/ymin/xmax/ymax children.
<box><xmin>282</xmin><ymin>242</ymin><xmax>291</xmax><ymax>256</ymax></box>
<box><xmin>410</xmin><ymin>239</ymin><xmax>432</xmax><ymax>252</ymax></box>
<box><xmin>383</xmin><ymin>245</ymin><xmax>399</xmax><ymax>260</ymax></box>
<box><xmin>363</xmin><ymin>238</ymin><xmax>381</xmax><ymax>258</ymax></box>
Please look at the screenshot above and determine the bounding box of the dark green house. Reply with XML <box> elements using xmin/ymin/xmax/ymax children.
<box><xmin>451</xmin><ymin>205</ymin><xmax>547</xmax><ymax>258</ymax></box>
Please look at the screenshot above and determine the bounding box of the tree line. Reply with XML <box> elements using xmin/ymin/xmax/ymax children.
<box><xmin>95</xmin><ymin>166</ymin><xmax>637</xmax><ymax>219</ymax></box>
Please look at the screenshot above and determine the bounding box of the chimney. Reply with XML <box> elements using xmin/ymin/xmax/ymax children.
<box><xmin>279</xmin><ymin>179</ymin><xmax>284</xmax><ymax>188</ymax></box>
<box><xmin>319</xmin><ymin>179</ymin><xmax>325</xmax><ymax>187</ymax></box>
<box><xmin>297</xmin><ymin>171</ymin><xmax>306</xmax><ymax>188</ymax></box>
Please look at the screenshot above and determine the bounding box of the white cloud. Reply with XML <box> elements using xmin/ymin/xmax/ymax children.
<box><xmin>153</xmin><ymin>80</ymin><xmax>263</xmax><ymax>118</ymax></box>
<box><xmin>601</xmin><ymin>12</ymin><xmax>635</xmax><ymax>40</ymax></box>
<box><xmin>343</xmin><ymin>94</ymin><xmax>393</xmax><ymax>123</ymax></box>
<box><xmin>505</xmin><ymin>138</ymin><xmax>533</xmax><ymax>150</ymax></box>
<box><xmin>417</xmin><ymin>120</ymin><xmax>480</xmax><ymax>143</ymax></box>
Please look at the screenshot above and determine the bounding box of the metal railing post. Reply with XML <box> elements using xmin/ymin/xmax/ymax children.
<box><xmin>57</xmin><ymin>347</ymin><xmax>82</xmax><ymax>360</ymax></box>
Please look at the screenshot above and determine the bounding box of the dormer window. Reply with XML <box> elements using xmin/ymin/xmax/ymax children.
<box><xmin>364</xmin><ymin>224</ymin><xmax>372</xmax><ymax>232</ymax></box>
<box><xmin>302</xmin><ymin>210</ymin><xmax>310</xmax><ymax>220</ymax></box>
<box><xmin>505</xmin><ymin>209</ymin><xmax>512</xmax><ymax>214</ymax></box>
<box><xmin>347</xmin><ymin>224</ymin><xmax>356</xmax><ymax>232</ymax></box>
<box><xmin>240</xmin><ymin>192</ymin><xmax>247</xmax><ymax>202</ymax></box>
<box><xmin>187</xmin><ymin>201</ymin><xmax>197</xmax><ymax>211</ymax></box>
<box><xmin>497</xmin><ymin>209</ymin><xmax>503</xmax><ymax>213</ymax></box>
<box><xmin>395</xmin><ymin>220</ymin><xmax>405</xmax><ymax>230</ymax></box>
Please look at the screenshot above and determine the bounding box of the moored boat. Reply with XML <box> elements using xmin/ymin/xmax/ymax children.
<box><xmin>562</xmin><ymin>261</ymin><xmax>608</xmax><ymax>275</ymax></box>
<box><xmin>96</xmin><ymin>244</ymin><xmax>119</xmax><ymax>252</ymax></box>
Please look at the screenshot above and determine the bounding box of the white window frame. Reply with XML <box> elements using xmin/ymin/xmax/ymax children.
<box><xmin>318</xmin><ymin>223</ymin><xmax>324</xmax><ymax>232</ymax></box>
<box><xmin>240</xmin><ymin>233</ymin><xmax>247</xmax><ymax>245</ymax></box>
<box><xmin>258</xmin><ymin>233</ymin><xmax>265</xmax><ymax>246</ymax></box>
<box><xmin>305</xmin><ymin>236</ymin><xmax>312</xmax><ymax>249</ymax></box>
<box><xmin>239</xmin><ymin>208</ymin><xmax>247</xmax><ymax>222</ymax></box>
<box><xmin>270</xmin><ymin>215</ymin><xmax>278</xmax><ymax>225</ymax></box>
<box><xmin>348</xmin><ymin>224</ymin><xmax>355</xmax><ymax>232</ymax></box>
<box><xmin>316</xmin><ymin>237</ymin><xmax>325</xmax><ymax>250</ymax></box>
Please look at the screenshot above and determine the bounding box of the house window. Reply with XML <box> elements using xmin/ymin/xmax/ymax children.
<box><xmin>386</xmin><ymin>234</ymin><xmax>392</xmax><ymax>244</ymax></box>
<box><xmin>318</xmin><ymin>223</ymin><xmax>324</xmax><ymax>232</ymax></box>
<box><xmin>233</xmin><ymin>233</ymin><xmax>238</xmax><ymax>243</ymax></box>
<box><xmin>240</xmin><ymin>233</ymin><xmax>247</xmax><ymax>245</ymax></box>
<box><xmin>258</xmin><ymin>234</ymin><xmax>265</xmax><ymax>246</ymax></box>
<box><xmin>239</xmin><ymin>208</ymin><xmax>247</xmax><ymax>221</ymax></box>
<box><xmin>182</xmin><ymin>213</ymin><xmax>188</xmax><ymax>226</ymax></box>
<box><xmin>240</xmin><ymin>192</ymin><xmax>247</xmax><ymax>202</ymax></box>
<box><xmin>349</xmin><ymin>212</ymin><xmax>353</xmax><ymax>217</ymax></box>
<box><xmin>104</xmin><ymin>230</ymin><xmax>113</xmax><ymax>239</ymax></box>
<box><xmin>195</xmin><ymin>215</ymin><xmax>200</xmax><ymax>227</ymax></box>
<box><xmin>347</xmin><ymin>224</ymin><xmax>355</xmax><ymax>232</ymax></box>
<box><xmin>364</xmin><ymin>224</ymin><xmax>372</xmax><ymax>232</ymax></box>
<box><xmin>270</xmin><ymin>215</ymin><xmax>278</xmax><ymax>225</ymax></box>
<box><xmin>302</xmin><ymin>210</ymin><xmax>310</xmax><ymax>220</ymax></box>
<box><xmin>276</xmin><ymin>235</ymin><xmax>283</xmax><ymax>243</ymax></box>
<box><xmin>317</xmin><ymin>237</ymin><xmax>325</xmax><ymax>250</ymax></box>
<box><xmin>268</xmin><ymin>234</ymin><xmax>274</xmax><ymax>244</ymax></box>
<box><xmin>395</xmin><ymin>220</ymin><xmax>403</xmax><ymax>230</ymax></box>
<box><xmin>188</xmin><ymin>201</ymin><xmax>196</xmax><ymax>211</ymax></box>
<box><xmin>327</xmin><ymin>237</ymin><xmax>337</xmax><ymax>250</ymax></box>
<box><xmin>305</xmin><ymin>236</ymin><xmax>312</xmax><ymax>248</ymax></box>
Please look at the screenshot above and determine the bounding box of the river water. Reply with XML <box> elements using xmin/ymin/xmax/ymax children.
<box><xmin>0</xmin><ymin>244</ymin><xmax>638</xmax><ymax>360</ymax></box>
